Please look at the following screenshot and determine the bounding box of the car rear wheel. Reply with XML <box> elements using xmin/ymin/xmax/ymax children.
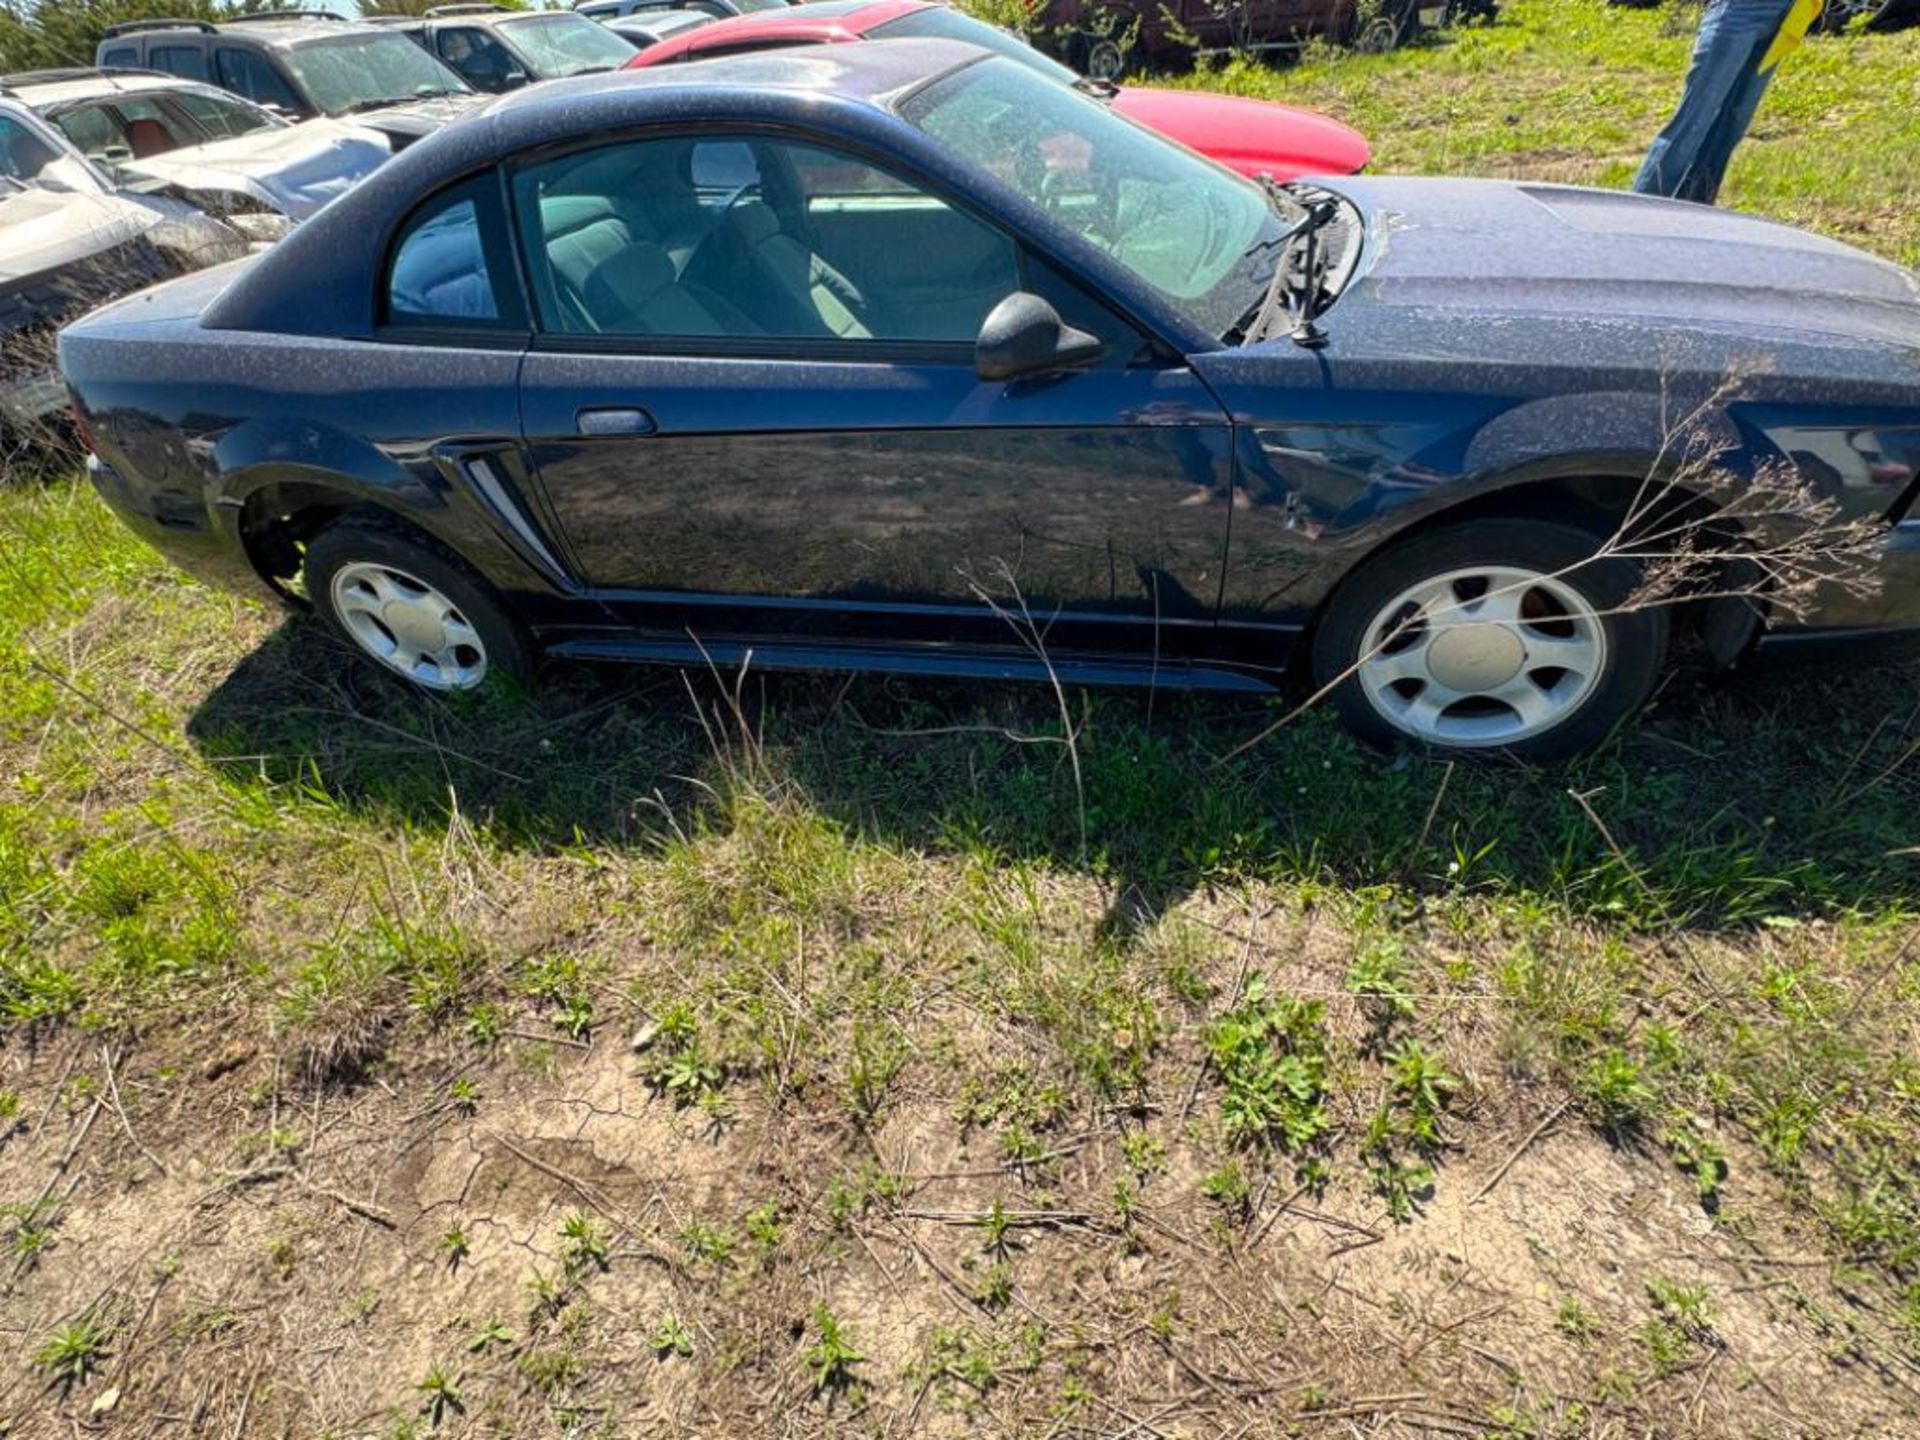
<box><xmin>1818</xmin><ymin>0</ymin><xmax>1905</xmax><ymax>30</ymax></box>
<box><xmin>1309</xmin><ymin>519</ymin><xmax>1668</xmax><ymax>760</ymax></box>
<box><xmin>1082</xmin><ymin>36</ymin><xmax>1129</xmax><ymax>80</ymax></box>
<box><xmin>304</xmin><ymin>515</ymin><xmax>533</xmax><ymax>693</ymax></box>
<box><xmin>1353</xmin><ymin>13</ymin><xmax>1403</xmax><ymax>50</ymax></box>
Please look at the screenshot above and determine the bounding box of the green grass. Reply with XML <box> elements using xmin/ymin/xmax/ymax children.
<box><xmin>1180</xmin><ymin>0</ymin><xmax>1920</xmax><ymax>267</ymax></box>
<box><xmin>6</xmin><ymin>3</ymin><xmax>1920</xmax><ymax>1433</ymax></box>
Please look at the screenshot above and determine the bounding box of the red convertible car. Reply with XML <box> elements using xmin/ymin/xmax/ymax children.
<box><xmin>620</xmin><ymin>0</ymin><xmax>1371</xmax><ymax>178</ymax></box>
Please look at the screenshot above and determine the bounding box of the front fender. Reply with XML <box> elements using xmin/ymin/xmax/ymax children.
<box><xmin>1219</xmin><ymin>389</ymin><xmax>1770</xmax><ymax>623</ymax></box>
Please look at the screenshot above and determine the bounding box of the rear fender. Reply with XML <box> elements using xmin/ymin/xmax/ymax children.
<box><xmin>213</xmin><ymin>416</ymin><xmax>558</xmax><ymax>603</ymax></box>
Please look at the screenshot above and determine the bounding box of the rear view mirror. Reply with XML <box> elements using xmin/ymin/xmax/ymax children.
<box><xmin>975</xmin><ymin>291</ymin><xmax>1104</xmax><ymax>382</ymax></box>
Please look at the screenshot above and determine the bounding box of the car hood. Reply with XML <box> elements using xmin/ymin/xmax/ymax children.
<box><xmin>1110</xmin><ymin>87</ymin><xmax>1369</xmax><ymax>179</ymax></box>
<box><xmin>116</xmin><ymin>120</ymin><xmax>392</xmax><ymax>221</ymax></box>
<box><xmin>0</xmin><ymin>186</ymin><xmax>153</xmax><ymax>287</ymax></box>
<box><xmin>345</xmin><ymin>94</ymin><xmax>486</xmax><ymax>146</ymax></box>
<box><xmin>1336</xmin><ymin>176</ymin><xmax>1920</xmax><ymax>351</ymax></box>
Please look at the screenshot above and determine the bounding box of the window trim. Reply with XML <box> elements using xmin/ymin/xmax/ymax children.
<box><xmin>376</xmin><ymin>165</ymin><xmax>533</xmax><ymax>346</ymax></box>
<box><xmin>435</xmin><ymin>25</ymin><xmax>519</xmax><ymax>82</ymax></box>
<box><xmin>503</xmin><ymin>119</ymin><xmax>1095</xmax><ymax>364</ymax></box>
<box><xmin>214</xmin><ymin>46</ymin><xmax>308</xmax><ymax>116</ymax></box>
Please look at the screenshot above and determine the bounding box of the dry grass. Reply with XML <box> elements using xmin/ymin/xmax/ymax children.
<box><xmin>7</xmin><ymin>2</ymin><xmax>1920</xmax><ymax>1436</ymax></box>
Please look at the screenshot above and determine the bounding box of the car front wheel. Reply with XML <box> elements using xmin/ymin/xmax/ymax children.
<box><xmin>304</xmin><ymin>514</ymin><xmax>534</xmax><ymax>694</ymax></box>
<box><xmin>1309</xmin><ymin>518</ymin><xmax>1668</xmax><ymax>760</ymax></box>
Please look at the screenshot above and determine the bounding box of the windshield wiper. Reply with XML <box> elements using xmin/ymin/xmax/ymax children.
<box><xmin>1227</xmin><ymin>187</ymin><xmax>1342</xmax><ymax>349</ymax></box>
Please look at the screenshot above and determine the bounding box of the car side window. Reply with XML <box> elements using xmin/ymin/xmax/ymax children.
<box><xmin>512</xmin><ymin>134</ymin><xmax>1020</xmax><ymax>346</ymax></box>
<box><xmin>172</xmin><ymin>89</ymin><xmax>277</xmax><ymax>139</ymax></box>
<box><xmin>385</xmin><ymin>174</ymin><xmax>522</xmax><ymax>331</ymax></box>
<box><xmin>51</xmin><ymin>105</ymin><xmax>125</xmax><ymax>164</ymax></box>
<box><xmin>0</xmin><ymin>115</ymin><xmax>62</xmax><ymax>183</ymax></box>
<box><xmin>100</xmin><ymin>46</ymin><xmax>138</xmax><ymax>68</ymax></box>
<box><xmin>150</xmin><ymin>45</ymin><xmax>211</xmax><ymax>83</ymax></box>
<box><xmin>99</xmin><ymin>96</ymin><xmax>196</xmax><ymax>159</ymax></box>
<box><xmin>215</xmin><ymin>49</ymin><xmax>301</xmax><ymax>112</ymax></box>
<box><xmin>435</xmin><ymin>28</ymin><xmax>517</xmax><ymax>89</ymax></box>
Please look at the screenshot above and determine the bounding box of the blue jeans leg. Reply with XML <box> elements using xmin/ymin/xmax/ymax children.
<box><xmin>1635</xmin><ymin>0</ymin><xmax>1795</xmax><ymax>204</ymax></box>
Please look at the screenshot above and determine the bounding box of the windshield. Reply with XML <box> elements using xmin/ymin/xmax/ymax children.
<box><xmin>498</xmin><ymin>14</ymin><xmax>638</xmax><ymax>75</ymax></box>
<box><xmin>283</xmin><ymin>32</ymin><xmax>472</xmax><ymax>114</ymax></box>
<box><xmin>734</xmin><ymin>0</ymin><xmax>792</xmax><ymax>11</ymax></box>
<box><xmin>868</xmin><ymin>7</ymin><xmax>1077</xmax><ymax>86</ymax></box>
<box><xmin>900</xmin><ymin>56</ymin><xmax>1283</xmax><ymax>336</ymax></box>
<box><xmin>0</xmin><ymin>111</ymin><xmax>101</xmax><ymax>193</ymax></box>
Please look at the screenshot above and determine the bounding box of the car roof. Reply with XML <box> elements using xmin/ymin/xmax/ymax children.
<box><xmin>414</xmin><ymin>6</ymin><xmax>597</xmax><ymax>26</ymax></box>
<box><xmin>205</xmin><ymin>36</ymin><xmax>991</xmax><ymax>338</ymax></box>
<box><xmin>635</xmin><ymin>0</ymin><xmax>921</xmax><ymax>61</ymax></box>
<box><xmin>2</xmin><ymin>69</ymin><xmax>185</xmax><ymax>108</ymax></box>
<box><xmin>214</xmin><ymin>16</ymin><xmax>388</xmax><ymax>47</ymax></box>
<box><xmin>494</xmin><ymin>27</ymin><xmax>970</xmax><ymax>120</ymax></box>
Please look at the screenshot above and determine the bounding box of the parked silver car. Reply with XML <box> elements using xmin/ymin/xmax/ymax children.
<box><xmin>0</xmin><ymin>98</ymin><xmax>244</xmax><ymax>442</ymax></box>
<box><xmin>2</xmin><ymin>68</ymin><xmax>390</xmax><ymax>230</ymax></box>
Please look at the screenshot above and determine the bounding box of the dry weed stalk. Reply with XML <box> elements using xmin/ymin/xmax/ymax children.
<box><xmin>1227</xmin><ymin>370</ymin><xmax>1888</xmax><ymax>760</ymax></box>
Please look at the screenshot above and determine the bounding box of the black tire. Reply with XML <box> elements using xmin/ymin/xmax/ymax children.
<box><xmin>1352</xmin><ymin>12</ymin><xmax>1403</xmax><ymax>51</ymax></box>
<box><xmin>1309</xmin><ymin>518</ymin><xmax>1669</xmax><ymax>761</ymax></box>
<box><xmin>1081</xmin><ymin>35</ymin><xmax>1129</xmax><ymax>80</ymax></box>
<box><xmin>303</xmin><ymin>512</ymin><xmax>535</xmax><ymax>693</ymax></box>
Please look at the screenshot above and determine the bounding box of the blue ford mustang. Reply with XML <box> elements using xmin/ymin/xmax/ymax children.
<box><xmin>60</xmin><ymin>38</ymin><xmax>1920</xmax><ymax>758</ymax></box>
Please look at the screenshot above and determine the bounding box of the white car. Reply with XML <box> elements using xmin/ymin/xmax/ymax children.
<box><xmin>2</xmin><ymin>67</ymin><xmax>391</xmax><ymax>230</ymax></box>
<box><xmin>0</xmin><ymin>97</ymin><xmax>245</xmax><ymax>436</ymax></box>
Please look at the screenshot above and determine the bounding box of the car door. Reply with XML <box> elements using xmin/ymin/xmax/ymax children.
<box><xmin>434</xmin><ymin>27</ymin><xmax>521</xmax><ymax>92</ymax></box>
<box><xmin>213</xmin><ymin>47</ymin><xmax>308</xmax><ymax>118</ymax></box>
<box><xmin>512</xmin><ymin>130</ymin><xmax>1237</xmax><ymax>659</ymax></box>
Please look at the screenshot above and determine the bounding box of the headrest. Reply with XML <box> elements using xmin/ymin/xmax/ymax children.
<box><xmin>540</xmin><ymin>192</ymin><xmax>621</xmax><ymax>241</ymax></box>
<box><xmin>726</xmin><ymin>199</ymin><xmax>781</xmax><ymax>247</ymax></box>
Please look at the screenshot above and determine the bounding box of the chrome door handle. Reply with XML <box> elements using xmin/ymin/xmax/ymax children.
<box><xmin>576</xmin><ymin>407</ymin><xmax>656</xmax><ymax>437</ymax></box>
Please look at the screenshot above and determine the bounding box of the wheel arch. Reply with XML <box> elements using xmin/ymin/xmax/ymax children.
<box><xmin>211</xmin><ymin>418</ymin><xmax>558</xmax><ymax>606</ymax></box>
<box><xmin>1291</xmin><ymin>386</ymin><xmax>1775</xmax><ymax>662</ymax></box>
<box><xmin>1297</xmin><ymin>460</ymin><xmax>1761</xmax><ymax>674</ymax></box>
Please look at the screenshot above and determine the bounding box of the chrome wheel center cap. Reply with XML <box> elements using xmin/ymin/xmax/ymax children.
<box><xmin>385</xmin><ymin>602</ymin><xmax>448</xmax><ymax>654</ymax></box>
<box><xmin>1427</xmin><ymin>623</ymin><xmax>1525</xmax><ymax>692</ymax></box>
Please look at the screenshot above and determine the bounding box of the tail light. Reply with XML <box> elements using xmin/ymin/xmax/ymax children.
<box><xmin>69</xmin><ymin>399</ymin><xmax>95</xmax><ymax>455</ymax></box>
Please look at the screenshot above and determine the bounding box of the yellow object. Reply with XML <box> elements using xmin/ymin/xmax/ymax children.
<box><xmin>1761</xmin><ymin>0</ymin><xmax>1823</xmax><ymax>73</ymax></box>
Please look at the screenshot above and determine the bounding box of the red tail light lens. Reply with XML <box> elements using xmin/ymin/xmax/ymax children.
<box><xmin>69</xmin><ymin>400</ymin><xmax>95</xmax><ymax>455</ymax></box>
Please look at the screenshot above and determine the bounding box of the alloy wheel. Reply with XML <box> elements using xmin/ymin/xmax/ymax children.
<box><xmin>1354</xmin><ymin>564</ymin><xmax>1607</xmax><ymax>748</ymax></box>
<box><xmin>329</xmin><ymin>561</ymin><xmax>490</xmax><ymax>691</ymax></box>
<box><xmin>1354</xmin><ymin>14</ymin><xmax>1402</xmax><ymax>51</ymax></box>
<box><xmin>1821</xmin><ymin>0</ymin><xmax>1902</xmax><ymax>25</ymax></box>
<box><xmin>1083</xmin><ymin>38</ymin><xmax>1126</xmax><ymax>80</ymax></box>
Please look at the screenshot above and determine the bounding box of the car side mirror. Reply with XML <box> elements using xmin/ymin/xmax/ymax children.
<box><xmin>975</xmin><ymin>291</ymin><xmax>1104</xmax><ymax>382</ymax></box>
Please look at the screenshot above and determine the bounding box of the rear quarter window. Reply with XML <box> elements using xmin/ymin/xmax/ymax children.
<box><xmin>383</xmin><ymin>173</ymin><xmax>526</xmax><ymax>334</ymax></box>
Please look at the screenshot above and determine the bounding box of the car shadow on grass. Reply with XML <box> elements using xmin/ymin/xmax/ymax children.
<box><xmin>184</xmin><ymin>615</ymin><xmax>1920</xmax><ymax>940</ymax></box>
